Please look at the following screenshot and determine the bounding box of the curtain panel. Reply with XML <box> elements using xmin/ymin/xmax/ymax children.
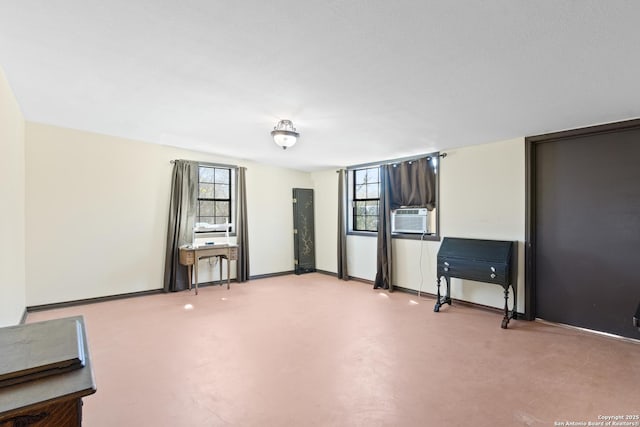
<box><xmin>163</xmin><ymin>160</ymin><xmax>198</xmax><ymax>292</ymax></box>
<box><xmin>387</xmin><ymin>157</ymin><xmax>436</xmax><ymax>211</ymax></box>
<box><xmin>236</xmin><ymin>167</ymin><xmax>250</xmax><ymax>282</ymax></box>
<box><xmin>374</xmin><ymin>165</ymin><xmax>393</xmax><ymax>290</ymax></box>
<box><xmin>337</xmin><ymin>169</ymin><xmax>349</xmax><ymax>280</ymax></box>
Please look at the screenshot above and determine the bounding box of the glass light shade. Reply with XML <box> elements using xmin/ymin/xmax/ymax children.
<box><xmin>273</xmin><ymin>132</ymin><xmax>297</xmax><ymax>148</ymax></box>
<box><xmin>271</xmin><ymin>119</ymin><xmax>299</xmax><ymax>150</ymax></box>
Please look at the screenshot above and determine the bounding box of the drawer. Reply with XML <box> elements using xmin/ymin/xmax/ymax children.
<box><xmin>438</xmin><ymin>258</ymin><xmax>509</xmax><ymax>285</ymax></box>
<box><xmin>179</xmin><ymin>249</ymin><xmax>195</xmax><ymax>265</ymax></box>
<box><xmin>229</xmin><ymin>247</ymin><xmax>238</xmax><ymax>260</ymax></box>
<box><xmin>0</xmin><ymin>399</ymin><xmax>82</xmax><ymax>427</ymax></box>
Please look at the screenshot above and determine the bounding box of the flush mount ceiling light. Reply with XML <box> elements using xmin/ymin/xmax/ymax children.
<box><xmin>271</xmin><ymin>119</ymin><xmax>299</xmax><ymax>150</ymax></box>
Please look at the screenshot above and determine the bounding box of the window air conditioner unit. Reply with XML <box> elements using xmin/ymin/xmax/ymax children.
<box><xmin>391</xmin><ymin>208</ymin><xmax>429</xmax><ymax>234</ymax></box>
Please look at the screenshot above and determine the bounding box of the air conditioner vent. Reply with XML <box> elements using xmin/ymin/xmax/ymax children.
<box><xmin>392</xmin><ymin>208</ymin><xmax>429</xmax><ymax>234</ymax></box>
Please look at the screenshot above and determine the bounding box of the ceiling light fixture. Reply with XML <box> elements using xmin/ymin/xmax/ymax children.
<box><xmin>271</xmin><ymin>119</ymin><xmax>299</xmax><ymax>150</ymax></box>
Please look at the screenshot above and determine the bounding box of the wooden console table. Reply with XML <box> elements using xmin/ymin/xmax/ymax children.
<box><xmin>0</xmin><ymin>316</ymin><xmax>96</xmax><ymax>426</ymax></box>
<box><xmin>179</xmin><ymin>244</ymin><xmax>238</xmax><ymax>295</ymax></box>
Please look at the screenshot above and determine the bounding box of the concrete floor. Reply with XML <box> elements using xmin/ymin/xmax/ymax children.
<box><xmin>27</xmin><ymin>273</ymin><xmax>640</xmax><ymax>426</ymax></box>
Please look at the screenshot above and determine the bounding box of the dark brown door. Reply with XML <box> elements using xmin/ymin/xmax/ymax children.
<box><xmin>292</xmin><ymin>188</ymin><xmax>315</xmax><ymax>275</ymax></box>
<box><xmin>535</xmin><ymin>126</ymin><xmax>640</xmax><ymax>338</ymax></box>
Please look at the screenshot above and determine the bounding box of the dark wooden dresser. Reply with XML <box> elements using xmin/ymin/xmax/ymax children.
<box><xmin>0</xmin><ymin>316</ymin><xmax>96</xmax><ymax>426</ymax></box>
<box><xmin>435</xmin><ymin>237</ymin><xmax>518</xmax><ymax>328</ymax></box>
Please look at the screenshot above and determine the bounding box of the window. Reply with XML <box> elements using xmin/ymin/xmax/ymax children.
<box><xmin>197</xmin><ymin>165</ymin><xmax>234</xmax><ymax>230</ymax></box>
<box><xmin>347</xmin><ymin>154</ymin><xmax>440</xmax><ymax>239</ymax></box>
<box><xmin>352</xmin><ymin>166</ymin><xmax>380</xmax><ymax>232</ymax></box>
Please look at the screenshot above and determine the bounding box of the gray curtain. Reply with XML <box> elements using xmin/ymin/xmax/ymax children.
<box><xmin>236</xmin><ymin>167</ymin><xmax>250</xmax><ymax>282</ymax></box>
<box><xmin>387</xmin><ymin>157</ymin><xmax>437</xmax><ymax>211</ymax></box>
<box><xmin>374</xmin><ymin>165</ymin><xmax>393</xmax><ymax>290</ymax></box>
<box><xmin>337</xmin><ymin>169</ymin><xmax>349</xmax><ymax>280</ymax></box>
<box><xmin>163</xmin><ymin>160</ymin><xmax>198</xmax><ymax>292</ymax></box>
<box><xmin>374</xmin><ymin>157</ymin><xmax>437</xmax><ymax>290</ymax></box>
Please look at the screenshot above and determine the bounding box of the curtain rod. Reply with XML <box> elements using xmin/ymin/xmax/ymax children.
<box><xmin>170</xmin><ymin>159</ymin><xmax>239</xmax><ymax>169</ymax></box>
<box><xmin>347</xmin><ymin>151</ymin><xmax>446</xmax><ymax>170</ymax></box>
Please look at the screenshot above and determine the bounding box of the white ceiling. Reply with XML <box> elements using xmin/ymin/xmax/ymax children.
<box><xmin>1</xmin><ymin>1</ymin><xmax>640</xmax><ymax>171</ymax></box>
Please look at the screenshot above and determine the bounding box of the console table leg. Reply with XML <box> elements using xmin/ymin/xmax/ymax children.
<box><xmin>501</xmin><ymin>287</ymin><xmax>510</xmax><ymax>329</ymax></box>
<box><xmin>434</xmin><ymin>278</ymin><xmax>442</xmax><ymax>312</ymax></box>
<box><xmin>511</xmin><ymin>284</ymin><xmax>517</xmax><ymax>320</ymax></box>
<box><xmin>194</xmin><ymin>258</ymin><xmax>199</xmax><ymax>295</ymax></box>
<box><xmin>219</xmin><ymin>256</ymin><xmax>223</xmax><ymax>287</ymax></box>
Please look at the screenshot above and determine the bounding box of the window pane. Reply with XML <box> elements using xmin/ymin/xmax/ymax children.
<box><xmin>215</xmin><ymin>168</ymin><xmax>230</xmax><ymax>184</ymax></box>
<box><xmin>199</xmin><ymin>183</ymin><xmax>214</xmax><ymax>199</ymax></box>
<box><xmin>366</xmin><ymin>167</ymin><xmax>379</xmax><ymax>184</ymax></box>
<box><xmin>366</xmin><ymin>201</ymin><xmax>378</xmax><ymax>216</ymax></box>
<box><xmin>199</xmin><ymin>216</ymin><xmax>214</xmax><ymax>225</ymax></box>
<box><xmin>355</xmin><ymin>183</ymin><xmax>367</xmax><ymax>199</ymax></box>
<box><xmin>199</xmin><ymin>200</ymin><xmax>214</xmax><ymax>216</ymax></box>
<box><xmin>365</xmin><ymin>216</ymin><xmax>378</xmax><ymax>231</ymax></box>
<box><xmin>215</xmin><ymin>183</ymin><xmax>230</xmax><ymax>199</ymax></box>
<box><xmin>355</xmin><ymin>216</ymin><xmax>366</xmax><ymax>230</ymax></box>
<box><xmin>367</xmin><ymin>184</ymin><xmax>379</xmax><ymax>199</ymax></box>
<box><xmin>354</xmin><ymin>169</ymin><xmax>367</xmax><ymax>185</ymax></box>
<box><xmin>355</xmin><ymin>201</ymin><xmax>366</xmax><ymax>215</ymax></box>
<box><xmin>215</xmin><ymin>201</ymin><xmax>230</xmax><ymax>217</ymax></box>
<box><xmin>215</xmin><ymin>217</ymin><xmax>228</xmax><ymax>225</ymax></box>
<box><xmin>199</xmin><ymin>167</ymin><xmax>214</xmax><ymax>183</ymax></box>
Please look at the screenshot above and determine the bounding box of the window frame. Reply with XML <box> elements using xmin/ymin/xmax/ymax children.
<box><xmin>346</xmin><ymin>152</ymin><xmax>441</xmax><ymax>241</ymax></box>
<box><xmin>352</xmin><ymin>166</ymin><xmax>381</xmax><ymax>233</ymax></box>
<box><xmin>195</xmin><ymin>163</ymin><xmax>237</xmax><ymax>236</ymax></box>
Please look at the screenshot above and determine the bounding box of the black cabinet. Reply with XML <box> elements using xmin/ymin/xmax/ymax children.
<box><xmin>435</xmin><ymin>237</ymin><xmax>517</xmax><ymax>328</ymax></box>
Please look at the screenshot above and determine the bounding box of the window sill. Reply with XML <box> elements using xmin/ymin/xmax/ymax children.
<box><xmin>393</xmin><ymin>233</ymin><xmax>440</xmax><ymax>241</ymax></box>
<box><xmin>348</xmin><ymin>230</ymin><xmax>377</xmax><ymax>237</ymax></box>
<box><xmin>347</xmin><ymin>231</ymin><xmax>440</xmax><ymax>242</ymax></box>
<box><xmin>194</xmin><ymin>231</ymin><xmax>237</xmax><ymax>237</ymax></box>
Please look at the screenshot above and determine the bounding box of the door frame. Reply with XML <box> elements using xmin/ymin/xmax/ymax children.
<box><xmin>524</xmin><ymin>118</ymin><xmax>640</xmax><ymax>321</ymax></box>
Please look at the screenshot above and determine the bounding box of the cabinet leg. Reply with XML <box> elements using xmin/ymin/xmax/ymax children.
<box><xmin>434</xmin><ymin>278</ymin><xmax>442</xmax><ymax>312</ymax></box>
<box><xmin>502</xmin><ymin>287</ymin><xmax>510</xmax><ymax>328</ymax></box>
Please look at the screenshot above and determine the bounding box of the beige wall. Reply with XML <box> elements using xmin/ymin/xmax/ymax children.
<box><xmin>313</xmin><ymin>138</ymin><xmax>525</xmax><ymax>312</ymax></box>
<box><xmin>0</xmin><ymin>67</ymin><xmax>26</xmax><ymax>326</ymax></box>
<box><xmin>17</xmin><ymin>118</ymin><xmax>525</xmax><ymax>311</ymax></box>
<box><xmin>437</xmin><ymin>138</ymin><xmax>525</xmax><ymax>309</ymax></box>
<box><xmin>310</xmin><ymin>169</ymin><xmax>339</xmax><ymax>273</ymax></box>
<box><xmin>244</xmin><ymin>162</ymin><xmax>313</xmax><ymax>276</ymax></box>
<box><xmin>25</xmin><ymin>123</ymin><xmax>312</xmax><ymax>306</ymax></box>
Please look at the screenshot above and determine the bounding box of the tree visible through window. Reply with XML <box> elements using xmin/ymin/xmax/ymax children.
<box><xmin>197</xmin><ymin>166</ymin><xmax>231</xmax><ymax>226</ymax></box>
<box><xmin>353</xmin><ymin>167</ymin><xmax>380</xmax><ymax>232</ymax></box>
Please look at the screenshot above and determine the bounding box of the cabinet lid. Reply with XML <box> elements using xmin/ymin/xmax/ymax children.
<box><xmin>438</xmin><ymin>237</ymin><xmax>513</xmax><ymax>263</ymax></box>
<box><xmin>0</xmin><ymin>318</ymin><xmax>85</xmax><ymax>388</ymax></box>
